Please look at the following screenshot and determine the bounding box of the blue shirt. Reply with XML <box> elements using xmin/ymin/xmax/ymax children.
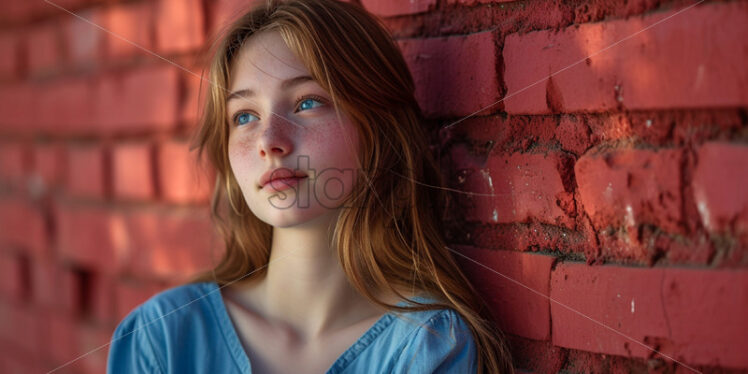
<box><xmin>107</xmin><ymin>281</ymin><xmax>478</xmax><ymax>373</ymax></box>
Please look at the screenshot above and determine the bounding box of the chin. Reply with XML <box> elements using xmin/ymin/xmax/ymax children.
<box><xmin>245</xmin><ymin>191</ymin><xmax>349</xmax><ymax>228</ymax></box>
<box><xmin>253</xmin><ymin>207</ymin><xmax>336</xmax><ymax>229</ymax></box>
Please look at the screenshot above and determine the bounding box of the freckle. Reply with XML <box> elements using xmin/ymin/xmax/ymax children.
<box><xmin>232</xmin><ymin>137</ymin><xmax>254</xmax><ymax>156</ymax></box>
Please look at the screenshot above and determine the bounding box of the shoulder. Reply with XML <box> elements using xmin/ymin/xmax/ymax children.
<box><xmin>107</xmin><ymin>282</ymin><xmax>217</xmax><ymax>374</ymax></box>
<box><xmin>139</xmin><ymin>281</ymin><xmax>215</xmax><ymax>314</ymax></box>
<box><xmin>389</xmin><ymin>305</ymin><xmax>478</xmax><ymax>374</ymax></box>
<box><xmin>116</xmin><ymin>281</ymin><xmax>218</xmax><ymax>338</ymax></box>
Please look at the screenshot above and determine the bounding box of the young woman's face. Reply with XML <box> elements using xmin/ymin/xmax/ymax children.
<box><xmin>226</xmin><ymin>30</ymin><xmax>361</xmax><ymax>228</ymax></box>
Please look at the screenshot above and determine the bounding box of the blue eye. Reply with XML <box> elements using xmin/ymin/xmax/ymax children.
<box><xmin>232</xmin><ymin>95</ymin><xmax>326</xmax><ymax>127</ymax></box>
<box><xmin>234</xmin><ymin>112</ymin><xmax>258</xmax><ymax>126</ymax></box>
<box><xmin>298</xmin><ymin>98</ymin><xmax>324</xmax><ymax>111</ymax></box>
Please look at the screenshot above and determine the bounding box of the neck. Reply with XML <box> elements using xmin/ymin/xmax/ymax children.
<box><xmin>246</xmin><ymin>210</ymin><xmax>385</xmax><ymax>341</ymax></box>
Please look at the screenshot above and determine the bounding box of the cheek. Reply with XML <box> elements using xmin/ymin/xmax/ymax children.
<box><xmin>316</xmin><ymin>120</ymin><xmax>359</xmax><ymax>160</ymax></box>
<box><xmin>227</xmin><ymin>134</ymin><xmax>255</xmax><ymax>176</ymax></box>
<box><xmin>341</xmin><ymin>127</ymin><xmax>361</xmax><ymax>167</ymax></box>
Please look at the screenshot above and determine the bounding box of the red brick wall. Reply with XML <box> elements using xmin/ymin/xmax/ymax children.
<box><xmin>0</xmin><ymin>0</ymin><xmax>746</xmax><ymax>373</ymax></box>
<box><xmin>0</xmin><ymin>0</ymin><xmax>218</xmax><ymax>372</ymax></box>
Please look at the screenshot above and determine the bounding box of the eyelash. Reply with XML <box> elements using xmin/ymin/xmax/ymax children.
<box><xmin>231</xmin><ymin>94</ymin><xmax>328</xmax><ymax>127</ymax></box>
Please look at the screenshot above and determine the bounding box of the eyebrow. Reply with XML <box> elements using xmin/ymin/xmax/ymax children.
<box><xmin>226</xmin><ymin>75</ymin><xmax>315</xmax><ymax>103</ymax></box>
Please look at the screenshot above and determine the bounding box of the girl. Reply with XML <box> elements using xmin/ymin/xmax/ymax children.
<box><xmin>107</xmin><ymin>0</ymin><xmax>513</xmax><ymax>373</ymax></box>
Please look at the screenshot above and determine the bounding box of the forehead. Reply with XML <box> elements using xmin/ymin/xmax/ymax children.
<box><xmin>229</xmin><ymin>30</ymin><xmax>311</xmax><ymax>90</ymax></box>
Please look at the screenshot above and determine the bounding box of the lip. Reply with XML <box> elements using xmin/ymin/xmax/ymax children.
<box><xmin>263</xmin><ymin>176</ymin><xmax>306</xmax><ymax>192</ymax></box>
<box><xmin>258</xmin><ymin>168</ymin><xmax>308</xmax><ymax>190</ymax></box>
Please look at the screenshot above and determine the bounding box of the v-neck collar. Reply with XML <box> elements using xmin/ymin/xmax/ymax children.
<box><xmin>205</xmin><ymin>281</ymin><xmax>420</xmax><ymax>374</ymax></box>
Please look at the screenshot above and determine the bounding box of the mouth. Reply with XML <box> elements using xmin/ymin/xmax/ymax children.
<box><xmin>261</xmin><ymin>175</ymin><xmax>308</xmax><ymax>192</ymax></box>
<box><xmin>258</xmin><ymin>168</ymin><xmax>309</xmax><ymax>191</ymax></box>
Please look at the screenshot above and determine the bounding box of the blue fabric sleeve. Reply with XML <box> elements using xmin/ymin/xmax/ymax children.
<box><xmin>391</xmin><ymin>309</ymin><xmax>478</xmax><ymax>374</ymax></box>
<box><xmin>106</xmin><ymin>306</ymin><xmax>164</xmax><ymax>374</ymax></box>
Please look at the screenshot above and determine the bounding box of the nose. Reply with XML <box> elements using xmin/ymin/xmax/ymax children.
<box><xmin>257</xmin><ymin>113</ymin><xmax>294</xmax><ymax>158</ymax></box>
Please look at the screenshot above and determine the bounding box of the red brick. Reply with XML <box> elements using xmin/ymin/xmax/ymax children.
<box><xmin>209</xmin><ymin>0</ymin><xmax>263</xmax><ymax>36</ymax></box>
<box><xmin>45</xmin><ymin>0</ymin><xmax>104</xmax><ymax>10</ymax></box>
<box><xmin>2</xmin><ymin>353</ymin><xmax>48</xmax><ymax>374</ymax></box>
<box><xmin>95</xmin><ymin>66</ymin><xmax>179</xmax><ymax>133</ymax></box>
<box><xmin>0</xmin><ymin>196</ymin><xmax>47</xmax><ymax>258</ymax></box>
<box><xmin>503</xmin><ymin>1</ymin><xmax>748</xmax><ymax>114</ymax></box>
<box><xmin>26</xmin><ymin>0</ymin><xmax>70</xmax><ymax>19</ymax></box>
<box><xmin>33</xmin><ymin>142</ymin><xmax>67</xmax><ymax>188</ymax></box>
<box><xmin>155</xmin><ymin>0</ymin><xmax>204</xmax><ymax>54</ymax></box>
<box><xmin>489</xmin><ymin>151</ymin><xmax>573</xmax><ymax>227</ymax></box>
<box><xmin>551</xmin><ymin>263</ymin><xmax>748</xmax><ymax>368</ymax></box>
<box><xmin>447</xmin><ymin>0</ymin><xmax>514</xmax><ymax>4</ymax></box>
<box><xmin>56</xmin><ymin>202</ymin><xmax>128</xmax><ymax>274</ymax></box>
<box><xmin>0</xmin><ymin>32</ymin><xmax>18</xmax><ymax>78</ymax></box>
<box><xmin>26</xmin><ymin>20</ymin><xmax>64</xmax><ymax>76</ymax></box>
<box><xmin>0</xmin><ymin>83</ymin><xmax>34</xmax><ymax>133</ymax></box>
<box><xmin>398</xmin><ymin>30</ymin><xmax>499</xmax><ymax>118</ymax></box>
<box><xmin>660</xmin><ymin>269</ymin><xmax>748</xmax><ymax>368</ymax></box>
<box><xmin>180</xmin><ymin>70</ymin><xmax>205</xmax><ymax>126</ymax></box>
<box><xmin>0</xmin><ymin>302</ymin><xmax>40</xmax><ymax>356</ymax></box>
<box><xmin>451</xmin><ymin>145</ymin><xmax>573</xmax><ymax>228</ymax></box>
<box><xmin>30</xmin><ymin>257</ymin><xmax>61</xmax><ymax>308</ymax></box>
<box><xmin>102</xmin><ymin>2</ymin><xmax>155</xmax><ymax>59</ymax></box>
<box><xmin>361</xmin><ymin>0</ymin><xmax>436</xmax><ymax>16</ymax></box>
<box><xmin>112</xmin><ymin>142</ymin><xmax>155</xmax><ymax>201</ymax></box>
<box><xmin>692</xmin><ymin>142</ymin><xmax>748</xmax><ymax>233</ymax></box>
<box><xmin>550</xmin><ymin>262</ymin><xmax>670</xmax><ymax>358</ymax></box>
<box><xmin>64</xmin><ymin>8</ymin><xmax>104</xmax><ymax>67</ymax></box>
<box><xmin>0</xmin><ymin>251</ymin><xmax>26</xmax><ymax>302</ymax></box>
<box><xmin>126</xmin><ymin>207</ymin><xmax>219</xmax><ymax>281</ymax></box>
<box><xmin>31</xmin><ymin>259</ymin><xmax>109</xmax><ymax>318</ymax></box>
<box><xmin>0</xmin><ymin>0</ymin><xmax>34</xmax><ymax>24</ymax></box>
<box><xmin>455</xmin><ymin>246</ymin><xmax>554</xmax><ymax>341</ymax></box>
<box><xmin>157</xmin><ymin>139</ymin><xmax>214</xmax><ymax>204</ymax></box>
<box><xmin>66</xmin><ymin>143</ymin><xmax>108</xmax><ymax>199</ymax></box>
<box><xmin>59</xmin><ymin>268</ymin><xmax>84</xmax><ymax>318</ymax></box>
<box><xmin>0</xmin><ymin>141</ymin><xmax>27</xmax><ymax>185</ymax></box>
<box><xmin>115</xmin><ymin>278</ymin><xmax>164</xmax><ymax>321</ymax></box>
<box><xmin>38</xmin><ymin>77</ymin><xmax>97</xmax><ymax>134</ymax></box>
<box><xmin>575</xmin><ymin>147</ymin><xmax>683</xmax><ymax>233</ymax></box>
<box><xmin>77</xmin><ymin>322</ymin><xmax>111</xmax><ymax>374</ymax></box>
<box><xmin>89</xmin><ymin>273</ymin><xmax>116</xmax><ymax>324</ymax></box>
<box><xmin>38</xmin><ymin>309</ymin><xmax>78</xmax><ymax>366</ymax></box>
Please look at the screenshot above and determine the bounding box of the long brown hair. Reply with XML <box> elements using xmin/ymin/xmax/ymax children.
<box><xmin>186</xmin><ymin>0</ymin><xmax>513</xmax><ymax>372</ymax></box>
